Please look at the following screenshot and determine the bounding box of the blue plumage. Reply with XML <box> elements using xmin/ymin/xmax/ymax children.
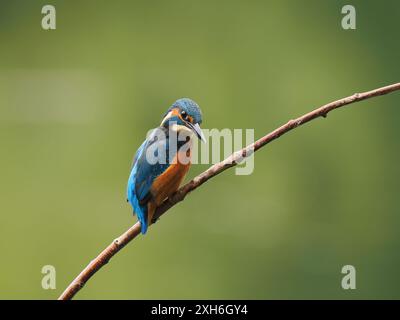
<box><xmin>127</xmin><ymin>128</ymin><xmax>169</xmax><ymax>234</ymax></box>
<box><xmin>127</xmin><ymin>98</ymin><xmax>204</xmax><ymax>234</ymax></box>
<box><xmin>127</xmin><ymin>140</ymin><xmax>148</xmax><ymax>232</ymax></box>
<box><xmin>166</xmin><ymin>98</ymin><xmax>203</xmax><ymax>124</ymax></box>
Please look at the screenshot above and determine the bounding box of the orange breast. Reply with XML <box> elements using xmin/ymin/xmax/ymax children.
<box><xmin>151</xmin><ymin>151</ymin><xmax>191</xmax><ymax>206</ymax></box>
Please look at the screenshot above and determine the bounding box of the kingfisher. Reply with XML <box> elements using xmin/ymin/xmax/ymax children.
<box><xmin>127</xmin><ymin>98</ymin><xmax>205</xmax><ymax>234</ymax></box>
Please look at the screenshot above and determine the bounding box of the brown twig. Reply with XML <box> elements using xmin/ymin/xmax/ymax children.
<box><xmin>58</xmin><ymin>82</ymin><xmax>400</xmax><ymax>300</ymax></box>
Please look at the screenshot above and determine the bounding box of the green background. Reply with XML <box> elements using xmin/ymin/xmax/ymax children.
<box><xmin>0</xmin><ymin>0</ymin><xmax>399</xmax><ymax>299</ymax></box>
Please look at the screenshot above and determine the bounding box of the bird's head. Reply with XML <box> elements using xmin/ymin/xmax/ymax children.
<box><xmin>161</xmin><ymin>98</ymin><xmax>206</xmax><ymax>143</ymax></box>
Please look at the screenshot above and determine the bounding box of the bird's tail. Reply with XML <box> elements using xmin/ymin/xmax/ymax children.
<box><xmin>135</xmin><ymin>202</ymin><xmax>156</xmax><ymax>234</ymax></box>
<box><xmin>144</xmin><ymin>202</ymin><xmax>157</xmax><ymax>234</ymax></box>
<box><xmin>138</xmin><ymin>211</ymin><xmax>148</xmax><ymax>234</ymax></box>
<box><xmin>130</xmin><ymin>197</ymin><xmax>149</xmax><ymax>234</ymax></box>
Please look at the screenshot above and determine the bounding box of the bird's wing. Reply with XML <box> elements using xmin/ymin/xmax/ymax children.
<box><xmin>134</xmin><ymin>128</ymin><xmax>170</xmax><ymax>205</ymax></box>
<box><xmin>131</xmin><ymin>139</ymin><xmax>147</xmax><ymax>169</ymax></box>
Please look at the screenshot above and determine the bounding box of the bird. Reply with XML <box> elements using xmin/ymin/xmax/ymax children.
<box><xmin>127</xmin><ymin>98</ymin><xmax>205</xmax><ymax>234</ymax></box>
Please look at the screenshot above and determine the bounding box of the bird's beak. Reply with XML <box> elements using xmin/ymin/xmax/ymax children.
<box><xmin>187</xmin><ymin>122</ymin><xmax>206</xmax><ymax>143</ymax></box>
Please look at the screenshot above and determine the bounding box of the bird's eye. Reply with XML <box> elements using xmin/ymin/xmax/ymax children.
<box><xmin>181</xmin><ymin>110</ymin><xmax>188</xmax><ymax>120</ymax></box>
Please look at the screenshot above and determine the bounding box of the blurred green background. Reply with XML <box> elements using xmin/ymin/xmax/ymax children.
<box><xmin>0</xmin><ymin>0</ymin><xmax>399</xmax><ymax>299</ymax></box>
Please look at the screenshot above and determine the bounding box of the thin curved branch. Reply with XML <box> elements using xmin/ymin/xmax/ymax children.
<box><xmin>58</xmin><ymin>82</ymin><xmax>400</xmax><ymax>300</ymax></box>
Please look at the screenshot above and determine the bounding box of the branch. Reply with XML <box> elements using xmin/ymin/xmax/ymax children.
<box><xmin>58</xmin><ymin>82</ymin><xmax>400</xmax><ymax>300</ymax></box>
